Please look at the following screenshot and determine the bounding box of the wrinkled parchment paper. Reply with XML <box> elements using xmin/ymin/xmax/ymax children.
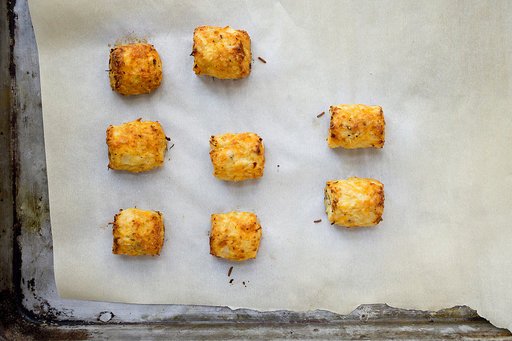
<box><xmin>29</xmin><ymin>0</ymin><xmax>512</xmax><ymax>330</ymax></box>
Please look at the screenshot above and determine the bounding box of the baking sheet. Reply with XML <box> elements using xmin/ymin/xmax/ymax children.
<box><xmin>29</xmin><ymin>0</ymin><xmax>512</xmax><ymax>330</ymax></box>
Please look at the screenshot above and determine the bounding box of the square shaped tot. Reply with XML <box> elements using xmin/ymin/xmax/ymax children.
<box><xmin>324</xmin><ymin>177</ymin><xmax>384</xmax><ymax>227</ymax></box>
<box><xmin>328</xmin><ymin>104</ymin><xmax>385</xmax><ymax>149</ymax></box>
<box><xmin>192</xmin><ymin>26</ymin><xmax>251</xmax><ymax>79</ymax></box>
<box><xmin>109</xmin><ymin>43</ymin><xmax>163</xmax><ymax>96</ymax></box>
<box><xmin>106</xmin><ymin>119</ymin><xmax>168</xmax><ymax>173</ymax></box>
<box><xmin>209</xmin><ymin>132</ymin><xmax>265</xmax><ymax>181</ymax></box>
<box><xmin>210</xmin><ymin>211</ymin><xmax>262</xmax><ymax>261</ymax></box>
<box><xmin>112</xmin><ymin>208</ymin><xmax>165</xmax><ymax>256</ymax></box>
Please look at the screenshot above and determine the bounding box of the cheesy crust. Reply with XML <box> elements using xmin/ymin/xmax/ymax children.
<box><xmin>106</xmin><ymin>119</ymin><xmax>168</xmax><ymax>173</ymax></box>
<box><xmin>109</xmin><ymin>43</ymin><xmax>163</xmax><ymax>96</ymax></box>
<box><xmin>209</xmin><ymin>132</ymin><xmax>265</xmax><ymax>181</ymax></box>
<box><xmin>328</xmin><ymin>104</ymin><xmax>385</xmax><ymax>149</ymax></box>
<box><xmin>210</xmin><ymin>211</ymin><xmax>262</xmax><ymax>261</ymax></box>
<box><xmin>324</xmin><ymin>177</ymin><xmax>384</xmax><ymax>227</ymax></box>
<box><xmin>192</xmin><ymin>26</ymin><xmax>251</xmax><ymax>79</ymax></box>
<box><xmin>112</xmin><ymin>208</ymin><xmax>165</xmax><ymax>256</ymax></box>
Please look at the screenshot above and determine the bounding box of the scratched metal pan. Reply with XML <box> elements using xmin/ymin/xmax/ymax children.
<box><xmin>1</xmin><ymin>1</ymin><xmax>511</xmax><ymax>340</ymax></box>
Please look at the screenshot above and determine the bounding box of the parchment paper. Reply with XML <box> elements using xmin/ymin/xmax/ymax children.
<box><xmin>29</xmin><ymin>0</ymin><xmax>512</xmax><ymax>330</ymax></box>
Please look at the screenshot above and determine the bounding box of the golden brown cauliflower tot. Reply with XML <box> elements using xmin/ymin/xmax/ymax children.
<box><xmin>109</xmin><ymin>43</ymin><xmax>162</xmax><ymax>95</ymax></box>
<box><xmin>328</xmin><ymin>104</ymin><xmax>385</xmax><ymax>149</ymax></box>
<box><xmin>112</xmin><ymin>208</ymin><xmax>165</xmax><ymax>256</ymax></box>
<box><xmin>106</xmin><ymin>119</ymin><xmax>168</xmax><ymax>173</ymax></box>
<box><xmin>210</xmin><ymin>211</ymin><xmax>262</xmax><ymax>261</ymax></box>
<box><xmin>209</xmin><ymin>132</ymin><xmax>265</xmax><ymax>181</ymax></box>
<box><xmin>324</xmin><ymin>177</ymin><xmax>384</xmax><ymax>227</ymax></box>
<box><xmin>192</xmin><ymin>26</ymin><xmax>251</xmax><ymax>79</ymax></box>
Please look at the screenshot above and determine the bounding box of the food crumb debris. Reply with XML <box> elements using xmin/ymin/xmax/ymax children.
<box><xmin>165</xmin><ymin>136</ymin><xmax>171</xmax><ymax>141</ymax></box>
<box><xmin>101</xmin><ymin>222</ymin><xmax>113</xmax><ymax>230</ymax></box>
<box><xmin>169</xmin><ymin>143</ymin><xmax>175</xmax><ymax>150</ymax></box>
<box><xmin>229</xmin><ymin>279</ymin><xmax>234</xmax><ymax>284</ymax></box>
<box><xmin>242</xmin><ymin>281</ymin><xmax>246</xmax><ymax>287</ymax></box>
<box><xmin>314</xmin><ymin>219</ymin><xmax>322</xmax><ymax>223</ymax></box>
<box><xmin>316</xmin><ymin>111</ymin><xmax>325</xmax><ymax>118</ymax></box>
<box><xmin>258</xmin><ymin>57</ymin><xmax>267</xmax><ymax>64</ymax></box>
<box><xmin>228</xmin><ymin>266</ymin><xmax>233</xmax><ymax>277</ymax></box>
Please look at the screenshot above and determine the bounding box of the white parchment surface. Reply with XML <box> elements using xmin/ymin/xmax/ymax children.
<box><xmin>29</xmin><ymin>0</ymin><xmax>512</xmax><ymax>330</ymax></box>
